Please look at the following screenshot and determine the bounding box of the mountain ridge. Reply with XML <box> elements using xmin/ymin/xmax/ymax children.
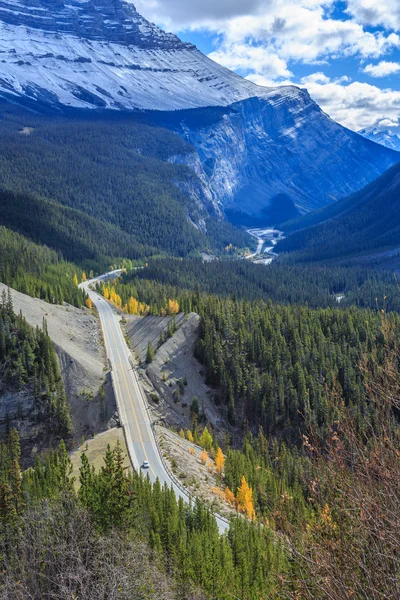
<box><xmin>0</xmin><ymin>0</ymin><xmax>398</xmax><ymax>220</ymax></box>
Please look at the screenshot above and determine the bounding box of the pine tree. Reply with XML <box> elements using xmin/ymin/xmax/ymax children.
<box><xmin>55</xmin><ymin>440</ymin><xmax>74</xmax><ymax>492</ymax></box>
<box><xmin>78</xmin><ymin>452</ymin><xmax>95</xmax><ymax>510</ymax></box>
<box><xmin>109</xmin><ymin>441</ymin><xmax>130</xmax><ymax>529</ymax></box>
<box><xmin>146</xmin><ymin>341</ymin><xmax>155</xmax><ymax>364</ymax></box>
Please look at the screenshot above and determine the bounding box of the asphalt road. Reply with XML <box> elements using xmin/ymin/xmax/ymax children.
<box><xmin>81</xmin><ymin>273</ymin><xmax>229</xmax><ymax>533</ymax></box>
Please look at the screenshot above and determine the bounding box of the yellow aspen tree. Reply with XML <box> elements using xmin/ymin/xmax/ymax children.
<box><xmin>128</xmin><ymin>297</ymin><xmax>139</xmax><ymax>315</ymax></box>
<box><xmin>85</xmin><ymin>298</ymin><xmax>93</xmax><ymax>310</ymax></box>
<box><xmin>81</xmin><ymin>272</ymin><xmax>87</xmax><ymax>282</ymax></box>
<box><xmin>215</xmin><ymin>447</ymin><xmax>225</xmax><ymax>475</ymax></box>
<box><xmin>225</xmin><ymin>486</ymin><xmax>236</xmax><ymax>506</ymax></box>
<box><xmin>186</xmin><ymin>430</ymin><xmax>194</xmax><ymax>443</ymax></box>
<box><xmin>73</xmin><ymin>273</ymin><xmax>79</xmax><ymax>286</ymax></box>
<box><xmin>167</xmin><ymin>299</ymin><xmax>179</xmax><ymax>314</ymax></box>
<box><xmin>236</xmin><ymin>476</ymin><xmax>255</xmax><ymax>520</ymax></box>
<box><xmin>200</xmin><ymin>449</ymin><xmax>208</xmax><ymax>465</ymax></box>
<box><xmin>178</xmin><ymin>429</ymin><xmax>185</xmax><ymax>439</ymax></box>
<box><xmin>103</xmin><ymin>287</ymin><xmax>110</xmax><ymax>300</ymax></box>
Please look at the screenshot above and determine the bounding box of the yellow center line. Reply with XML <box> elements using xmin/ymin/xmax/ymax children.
<box><xmin>101</xmin><ymin>298</ymin><xmax>157</xmax><ymax>479</ymax></box>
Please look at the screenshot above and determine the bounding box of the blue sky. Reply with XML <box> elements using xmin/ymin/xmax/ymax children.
<box><xmin>135</xmin><ymin>0</ymin><xmax>400</xmax><ymax>132</ymax></box>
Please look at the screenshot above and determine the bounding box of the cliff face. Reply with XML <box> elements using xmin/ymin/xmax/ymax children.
<box><xmin>165</xmin><ymin>96</ymin><xmax>400</xmax><ymax>217</ymax></box>
<box><xmin>0</xmin><ymin>0</ymin><xmax>398</xmax><ymax>219</ymax></box>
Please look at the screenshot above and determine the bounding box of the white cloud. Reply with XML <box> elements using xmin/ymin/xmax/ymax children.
<box><xmin>364</xmin><ymin>60</ymin><xmax>400</xmax><ymax>77</ymax></box>
<box><xmin>298</xmin><ymin>77</ymin><xmax>400</xmax><ymax>130</ymax></box>
<box><xmin>209</xmin><ymin>44</ymin><xmax>293</xmax><ymax>80</ymax></box>
<box><xmin>135</xmin><ymin>0</ymin><xmax>400</xmax><ymax>63</ymax></box>
<box><xmin>346</xmin><ymin>0</ymin><xmax>400</xmax><ymax>31</ymax></box>
<box><xmin>300</xmin><ymin>72</ymin><xmax>331</xmax><ymax>84</ymax></box>
<box><xmin>133</xmin><ymin>0</ymin><xmax>400</xmax><ymax>131</ymax></box>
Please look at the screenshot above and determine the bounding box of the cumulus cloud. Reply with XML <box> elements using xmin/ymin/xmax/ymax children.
<box><xmin>135</xmin><ymin>0</ymin><xmax>400</xmax><ymax>62</ymax></box>
<box><xmin>209</xmin><ymin>45</ymin><xmax>293</xmax><ymax>80</ymax></box>
<box><xmin>364</xmin><ymin>60</ymin><xmax>400</xmax><ymax>77</ymax></box>
<box><xmin>346</xmin><ymin>0</ymin><xmax>400</xmax><ymax>31</ymax></box>
<box><xmin>298</xmin><ymin>77</ymin><xmax>400</xmax><ymax>130</ymax></box>
<box><xmin>243</xmin><ymin>70</ymin><xmax>400</xmax><ymax>130</ymax></box>
<box><xmin>133</xmin><ymin>0</ymin><xmax>400</xmax><ymax>130</ymax></box>
<box><xmin>369</xmin><ymin>116</ymin><xmax>400</xmax><ymax>133</ymax></box>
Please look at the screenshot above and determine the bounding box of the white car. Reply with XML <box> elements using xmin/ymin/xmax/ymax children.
<box><xmin>142</xmin><ymin>460</ymin><xmax>149</xmax><ymax>469</ymax></box>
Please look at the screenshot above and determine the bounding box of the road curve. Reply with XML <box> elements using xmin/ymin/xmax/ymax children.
<box><xmin>80</xmin><ymin>273</ymin><xmax>229</xmax><ymax>533</ymax></box>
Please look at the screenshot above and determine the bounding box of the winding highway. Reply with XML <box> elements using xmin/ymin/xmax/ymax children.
<box><xmin>80</xmin><ymin>273</ymin><xmax>229</xmax><ymax>533</ymax></box>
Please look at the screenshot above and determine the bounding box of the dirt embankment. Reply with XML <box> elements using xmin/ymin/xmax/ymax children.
<box><xmin>157</xmin><ymin>426</ymin><xmax>235</xmax><ymax>518</ymax></box>
<box><xmin>125</xmin><ymin>313</ymin><xmax>224</xmax><ymax>430</ymax></box>
<box><xmin>0</xmin><ymin>284</ymin><xmax>117</xmax><ymax>460</ymax></box>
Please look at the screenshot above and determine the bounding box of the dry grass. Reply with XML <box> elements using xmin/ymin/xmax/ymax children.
<box><xmin>70</xmin><ymin>428</ymin><xmax>131</xmax><ymax>488</ymax></box>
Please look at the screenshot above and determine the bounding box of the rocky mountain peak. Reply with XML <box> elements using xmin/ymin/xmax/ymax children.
<box><xmin>0</xmin><ymin>0</ymin><xmax>191</xmax><ymax>48</ymax></box>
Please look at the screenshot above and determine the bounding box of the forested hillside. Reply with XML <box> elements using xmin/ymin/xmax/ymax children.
<box><xmin>277</xmin><ymin>161</ymin><xmax>400</xmax><ymax>268</ymax></box>
<box><xmin>194</xmin><ymin>298</ymin><xmax>391</xmax><ymax>436</ymax></box>
<box><xmin>0</xmin><ymin>297</ymin><xmax>71</xmax><ymax>445</ymax></box>
<box><xmin>2</xmin><ymin>323</ymin><xmax>399</xmax><ymax>600</ymax></box>
<box><xmin>114</xmin><ymin>257</ymin><xmax>400</xmax><ymax>312</ymax></box>
<box><xmin>0</xmin><ymin>434</ymin><xmax>288</xmax><ymax>599</ymax></box>
<box><xmin>0</xmin><ymin>225</ymin><xmax>86</xmax><ymax>306</ymax></box>
<box><xmin>0</xmin><ymin>104</ymin><xmax>251</xmax><ymax>258</ymax></box>
<box><xmin>102</xmin><ymin>273</ymin><xmax>396</xmax><ymax>442</ymax></box>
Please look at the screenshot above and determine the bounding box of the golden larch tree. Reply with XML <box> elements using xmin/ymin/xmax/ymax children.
<box><xmin>215</xmin><ymin>447</ymin><xmax>225</xmax><ymax>475</ymax></box>
<box><xmin>236</xmin><ymin>476</ymin><xmax>255</xmax><ymax>520</ymax></box>
<box><xmin>225</xmin><ymin>486</ymin><xmax>236</xmax><ymax>506</ymax></box>
<box><xmin>85</xmin><ymin>298</ymin><xmax>93</xmax><ymax>310</ymax></box>
<box><xmin>167</xmin><ymin>299</ymin><xmax>179</xmax><ymax>314</ymax></box>
<box><xmin>73</xmin><ymin>273</ymin><xmax>79</xmax><ymax>286</ymax></box>
<box><xmin>128</xmin><ymin>296</ymin><xmax>139</xmax><ymax>315</ymax></box>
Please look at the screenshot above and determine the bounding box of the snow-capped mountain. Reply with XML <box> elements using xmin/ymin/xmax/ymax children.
<box><xmin>0</xmin><ymin>0</ymin><xmax>299</xmax><ymax>111</ymax></box>
<box><xmin>0</xmin><ymin>0</ymin><xmax>398</xmax><ymax>219</ymax></box>
<box><xmin>359</xmin><ymin>123</ymin><xmax>400</xmax><ymax>152</ymax></box>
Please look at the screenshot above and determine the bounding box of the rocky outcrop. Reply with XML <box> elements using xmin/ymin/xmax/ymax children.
<box><xmin>0</xmin><ymin>0</ymin><xmax>190</xmax><ymax>47</ymax></box>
